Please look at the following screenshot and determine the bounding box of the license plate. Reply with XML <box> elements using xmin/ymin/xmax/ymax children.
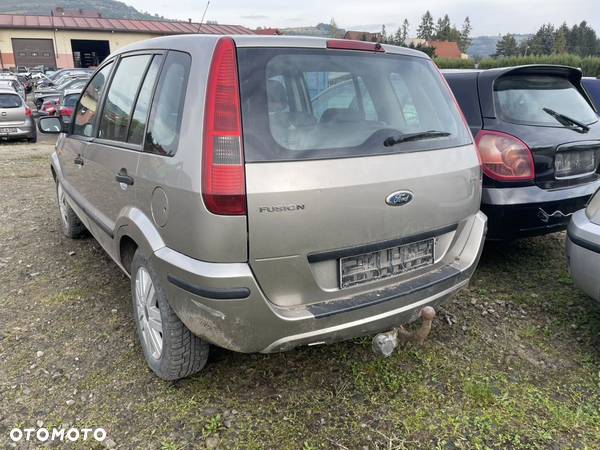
<box><xmin>339</xmin><ymin>238</ymin><xmax>435</xmax><ymax>289</ymax></box>
<box><xmin>0</xmin><ymin>128</ymin><xmax>17</xmax><ymax>134</ymax></box>
<box><xmin>555</xmin><ymin>150</ymin><xmax>597</xmax><ymax>178</ymax></box>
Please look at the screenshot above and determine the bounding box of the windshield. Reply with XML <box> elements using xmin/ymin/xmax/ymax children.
<box><xmin>238</xmin><ymin>48</ymin><xmax>471</xmax><ymax>162</ymax></box>
<box><xmin>494</xmin><ymin>75</ymin><xmax>598</xmax><ymax>127</ymax></box>
<box><xmin>0</xmin><ymin>94</ymin><xmax>22</xmax><ymax>108</ymax></box>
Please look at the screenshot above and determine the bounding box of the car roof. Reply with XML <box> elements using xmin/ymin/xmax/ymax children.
<box><xmin>0</xmin><ymin>87</ymin><xmax>19</xmax><ymax>94</ymax></box>
<box><xmin>111</xmin><ymin>34</ymin><xmax>431</xmax><ymax>60</ymax></box>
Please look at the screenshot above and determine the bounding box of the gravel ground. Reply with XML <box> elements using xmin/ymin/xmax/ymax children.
<box><xmin>1</xmin><ymin>136</ymin><xmax>600</xmax><ymax>449</ymax></box>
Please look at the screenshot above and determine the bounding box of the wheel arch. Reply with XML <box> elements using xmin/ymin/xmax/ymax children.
<box><xmin>114</xmin><ymin>207</ymin><xmax>166</xmax><ymax>276</ymax></box>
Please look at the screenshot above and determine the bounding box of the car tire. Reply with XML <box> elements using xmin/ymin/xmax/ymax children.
<box><xmin>56</xmin><ymin>181</ymin><xmax>86</xmax><ymax>238</ymax></box>
<box><xmin>131</xmin><ymin>249</ymin><xmax>210</xmax><ymax>380</ymax></box>
<box><xmin>28</xmin><ymin>131</ymin><xmax>37</xmax><ymax>143</ymax></box>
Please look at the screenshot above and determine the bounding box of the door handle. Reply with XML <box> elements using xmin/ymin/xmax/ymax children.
<box><xmin>73</xmin><ymin>155</ymin><xmax>84</xmax><ymax>166</ymax></box>
<box><xmin>115</xmin><ymin>169</ymin><xmax>134</xmax><ymax>186</ymax></box>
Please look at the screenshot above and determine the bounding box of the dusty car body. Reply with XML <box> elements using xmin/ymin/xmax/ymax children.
<box><xmin>40</xmin><ymin>35</ymin><xmax>486</xmax><ymax>380</ymax></box>
<box><xmin>566</xmin><ymin>188</ymin><xmax>600</xmax><ymax>302</ymax></box>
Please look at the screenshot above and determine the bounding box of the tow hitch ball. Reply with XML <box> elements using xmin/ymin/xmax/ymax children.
<box><xmin>371</xmin><ymin>306</ymin><xmax>436</xmax><ymax>357</ymax></box>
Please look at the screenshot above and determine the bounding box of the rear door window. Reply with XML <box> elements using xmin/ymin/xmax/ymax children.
<box><xmin>128</xmin><ymin>55</ymin><xmax>163</xmax><ymax>145</ymax></box>
<box><xmin>494</xmin><ymin>75</ymin><xmax>599</xmax><ymax>127</ymax></box>
<box><xmin>0</xmin><ymin>94</ymin><xmax>22</xmax><ymax>108</ymax></box>
<box><xmin>98</xmin><ymin>54</ymin><xmax>152</xmax><ymax>142</ymax></box>
<box><xmin>72</xmin><ymin>62</ymin><xmax>113</xmax><ymax>137</ymax></box>
<box><xmin>238</xmin><ymin>48</ymin><xmax>471</xmax><ymax>162</ymax></box>
<box><xmin>143</xmin><ymin>51</ymin><xmax>190</xmax><ymax>156</ymax></box>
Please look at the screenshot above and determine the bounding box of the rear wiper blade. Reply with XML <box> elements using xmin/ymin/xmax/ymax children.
<box><xmin>542</xmin><ymin>107</ymin><xmax>590</xmax><ymax>133</ymax></box>
<box><xmin>384</xmin><ymin>130</ymin><xmax>451</xmax><ymax>147</ymax></box>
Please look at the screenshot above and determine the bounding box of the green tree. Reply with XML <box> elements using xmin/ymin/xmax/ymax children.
<box><xmin>401</xmin><ymin>19</ymin><xmax>410</xmax><ymax>45</ymax></box>
<box><xmin>381</xmin><ymin>24</ymin><xmax>387</xmax><ymax>43</ymax></box>
<box><xmin>527</xmin><ymin>24</ymin><xmax>556</xmax><ymax>55</ymax></box>
<box><xmin>494</xmin><ymin>34</ymin><xmax>519</xmax><ymax>57</ymax></box>
<box><xmin>554</xmin><ymin>23</ymin><xmax>568</xmax><ymax>53</ymax></box>
<box><xmin>329</xmin><ymin>17</ymin><xmax>340</xmax><ymax>38</ymax></box>
<box><xmin>460</xmin><ymin>17</ymin><xmax>472</xmax><ymax>52</ymax></box>
<box><xmin>417</xmin><ymin>11</ymin><xmax>435</xmax><ymax>40</ymax></box>
<box><xmin>569</xmin><ymin>21</ymin><xmax>600</xmax><ymax>56</ymax></box>
<box><xmin>435</xmin><ymin>14</ymin><xmax>452</xmax><ymax>40</ymax></box>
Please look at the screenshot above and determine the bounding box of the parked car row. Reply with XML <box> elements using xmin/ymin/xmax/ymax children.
<box><xmin>0</xmin><ymin>65</ymin><xmax>87</xmax><ymax>143</ymax></box>
<box><xmin>35</xmin><ymin>35</ymin><xmax>600</xmax><ymax>381</ymax></box>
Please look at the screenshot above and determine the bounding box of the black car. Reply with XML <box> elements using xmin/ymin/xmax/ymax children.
<box><xmin>444</xmin><ymin>65</ymin><xmax>600</xmax><ymax>240</ymax></box>
<box><xmin>582</xmin><ymin>77</ymin><xmax>600</xmax><ymax>111</ymax></box>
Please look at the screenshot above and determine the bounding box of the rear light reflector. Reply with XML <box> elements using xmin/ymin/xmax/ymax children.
<box><xmin>202</xmin><ymin>37</ymin><xmax>246</xmax><ymax>216</ymax></box>
<box><xmin>475</xmin><ymin>130</ymin><xmax>534</xmax><ymax>181</ymax></box>
<box><xmin>24</xmin><ymin>106</ymin><xmax>32</xmax><ymax>117</ymax></box>
<box><xmin>326</xmin><ymin>39</ymin><xmax>385</xmax><ymax>52</ymax></box>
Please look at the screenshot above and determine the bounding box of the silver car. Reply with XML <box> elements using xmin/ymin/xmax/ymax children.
<box><xmin>0</xmin><ymin>88</ymin><xmax>36</xmax><ymax>142</ymax></box>
<box><xmin>38</xmin><ymin>35</ymin><xmax>487</xmax><ymax>380</ymax></box>
<box><xmin>0</xmin><ymin>76</ymin><xmax>26</xmax><ymax>99</ymax></box>
<box><xmin>566</xmin><ymin>189</ymin><xmax>600</xmax><ymax>302</ymax></box>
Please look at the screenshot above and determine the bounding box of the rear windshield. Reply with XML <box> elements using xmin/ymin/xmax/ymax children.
<box><xmin>237</xmin><ymin>48</ymin><xmax>471</xmax><ymax>162</ymax></box>
<box><xmin>0</xmin><ymin>94</ymin><xmax>21</xmax><ymax>108</ymax></box>
<box><xmin>63</xmin><ymin>94</ymin><xmax>79</xmax><ymax>108</ymax></box>
<box><xmin>494</xmin><ymin>75</ymin><xmax>598</xmax><ymax>127</ymax></box>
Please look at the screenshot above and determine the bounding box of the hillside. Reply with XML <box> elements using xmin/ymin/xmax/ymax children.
<box><xmin>0</xmin><ymin>0</ymin><xmax>162</xmax><ymax>20</ymax></box>
<box><xmin>468</xmin><ymin>34</ymin><xmax>532</xmax><ymax>58</ymax></box>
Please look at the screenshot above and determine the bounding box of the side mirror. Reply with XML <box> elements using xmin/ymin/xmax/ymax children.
<box><xmin>38</xmin><ymin>116</ymin><xmax>63</xmax><ymax>134</ymax></box>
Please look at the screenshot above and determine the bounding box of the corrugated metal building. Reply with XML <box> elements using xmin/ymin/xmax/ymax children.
<box><xmin>0</xmin><ymin>12</ymin><xmax>254</xmax><ymax>69</ymax></box>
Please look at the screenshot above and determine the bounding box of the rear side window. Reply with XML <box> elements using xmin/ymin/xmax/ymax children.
<box><xmin>238</xmin><ymin>48</ymin><xmax>471</xmax><ymax>162</ymax></box>
<box><xmin>144</xmin><ymin>51</ymin><xmax>190</xmax><ymax>156</ymax></box>
<box><xmin>72</xmin><ymin>62</ymin><xmax>113</xmax><ymax>137</ymax></box>
<box><xmin>128</xmin><ymin>55</ymin><xmax>163</xmax><ymax>145</ymax></box>
<box><xmin>582</xmin><ymin>79</ymin><xmax>600</xmax><ymax>110</ymax></box>
<box><xmin>494</xmin><ymin>75</ymin><xmax>598</xmax><ymax>127</ymax></box>
<box><xmin>0</xmin><ymin>94</ymin><xmax>21</xmax><ymax>108</ymax></box>
<box><xmin>98</xmin><ymin>54</ymin><xmax>152</xmax><ymax>142</ymax></box>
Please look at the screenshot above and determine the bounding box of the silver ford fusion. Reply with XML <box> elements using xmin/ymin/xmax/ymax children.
<box><xmin>567</xmin><ymin>189</ymin><xmax>600</xmax><ymax>302</ymax></box>
<box><xmin>39</xmin><ymin>35</ymin><xmax>487</xmax><ymax>380</ymax></box>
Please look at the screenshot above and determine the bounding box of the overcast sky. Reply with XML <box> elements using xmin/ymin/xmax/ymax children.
<box><xmin>125</xmin><ymin>0</ymin><xmax>599</xmax><ymax>36</ymax></box>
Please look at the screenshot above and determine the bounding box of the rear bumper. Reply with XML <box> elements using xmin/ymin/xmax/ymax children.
<box><xmin>0</xmin><ymin>121</ymin><xmax>35</xmax><ymax>139</ymax></box>
<box><xmin>566</xmin><ymin>209</ymin><xmax>600</xmax><ymax>303</ymax></box>
<box><xmin>482</xmin><ymin>182</ymin><xmax>600</xmax><ymax>240</ymax></box>
<box><xmin>150</xmin><ymin>211</ymin><xmax>487</xmax><ymax>353</ymax></box>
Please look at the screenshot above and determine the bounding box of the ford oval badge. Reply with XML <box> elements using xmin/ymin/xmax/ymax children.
<box><xmin>385</xmin><ymin>190</ymin><xmax>414</xmax><ymax>207</ymax></box>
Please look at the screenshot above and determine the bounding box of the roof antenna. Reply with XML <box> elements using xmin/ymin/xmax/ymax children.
<box><xmin>196</xmin><ymin>1</ymin><xmax>210</xmax><ymax>34</ymax></box>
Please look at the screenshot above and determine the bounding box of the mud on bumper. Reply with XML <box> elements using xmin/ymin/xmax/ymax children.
<box><xmin>151</xmin><ymin>212</ymin><xmax>487</xmax><ymax>353</ymax></box>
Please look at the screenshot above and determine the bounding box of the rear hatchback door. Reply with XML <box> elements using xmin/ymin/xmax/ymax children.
<box><xmin>237</xmin><ymin>44</ymin><xmax>480</xmax><ymax>307</ymax></box>
<box><xmin>0</xmin><ymin>93</ymin><xmax>26</xmax><ymax>126</ymax></box>
<box><xmin>478</xmin><ymin>67</ymin><xmax>600</xmax><ymax>189</ymax></box>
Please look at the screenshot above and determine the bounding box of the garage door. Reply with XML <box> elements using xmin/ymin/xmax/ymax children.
<box><xmin>12</xmin><ymin>38</ymin><xmax>56</xmax><ymax>69</ymax></box>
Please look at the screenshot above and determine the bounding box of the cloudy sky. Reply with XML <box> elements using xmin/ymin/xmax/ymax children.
<box><xmin>125</xmin><ymin>0</ymin><xmax>599</xmax><ymax>36</ymax></box>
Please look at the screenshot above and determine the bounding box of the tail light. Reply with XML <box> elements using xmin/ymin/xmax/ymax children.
<box><xmin>59</xmin><ymin>106</ymin><xmax>73</xmax><ymax>117</ymax></box>
<box><xmin>201</xmin><ymin>37</ymin><xmax>246</xmax><ymax>216</ymax></box>
<box><xmin>475</xmin><ymin>130</ymin><xmax>534</xmax><ymax>181</ymax></box>
<box><xmin>24</xmin><ymin>106</ymin><xmax>32</xmax><ymax>117</ymax></box>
